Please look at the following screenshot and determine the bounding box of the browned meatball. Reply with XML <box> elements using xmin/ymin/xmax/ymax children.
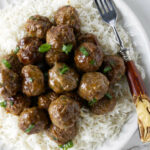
<box><xmin>47</xmin><ymin>124</ymin><xmax>77</xmax><ymax>145</ymax></box>
<box><xmin>25</xmin><ymin>15</ymin><xmax>52</xmax><ymax>39</ymax></box>
<box><xmin>78</xmin><ymin>72</ymin><xmax>109</xmax><ymax>101</ymax></box>
<box><xmin>17</xmin><ymin>37</ymin><xmax>43</xmax><ymax>65</ymax></box>
<box><xmin>77</xmin><ymin>33</ymin><xmax>99</xmax><ymax>45</ymax></box>
<box><xmin>54</xmin><ymin>5</ymin><xmax>80</xmax><ymax>32</ymax></box>
<box><xmin>74</xmin><ymin>42</ymin><xmax>103</xmax><ymax>72</ymax></box>
<box><xmin>19</xmin><ymin>107</ymin><xmax>49</xmax><ymax>134</ymax></box>
<box><xmin>45</xmin><ymin>49</ymin><xmax>69</xmax><ymax>67</ymax></box>
<box><xmin>38</xmin><ymin>92</ymin><xmax>59</xmax><ymax>110</ymax></box>
<box><xmin>49</xmin><ymin>95</ymin><xmax>80</xmax><ymax>129</ymax></box>
<box><xmin>90</xmin><ymin>89</ymin><xmax>116</xmax><ymax>115</ymax></box>
<box><xmin>102</xmin><ymin>55</ymin><xmax>125</xmax><ymax>84</ymax></box>
<box><xmin>64</xmin><ymin>92</ymin><xmax>87</xmax><ymax>108</ymax></box>
<box><xmin>48</xmin><ymin>63</ymin><xmax>79</xmax><ymax>94</ymax></box>
<box><xmin>2</xmin><ymin>53</ymin><xmax>23</xmax><ymax>74</ymax></box>
<box><xmin>0</xmin><ymin>69</ymin><xmax>20</xmax><ymax>96</ymax></box>
<box><xmin>5</xmin><ymin>94</ymin><xmax>31</xmax><ymax>115</ymax></box>
<box><xmin>46</xmin><ymin>25</ymin><xmax>76</xmax><ymax>52</ymax></box>
<box><xmin>22</xmin><ymin>65</ymin><xmax>45</xmax><ymax>96</ymax></box>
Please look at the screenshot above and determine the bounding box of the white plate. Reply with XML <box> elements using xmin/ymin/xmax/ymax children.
<box><xmin>0</xmin><ymin>0</ymin><xmax>150</xmax><ymax>150</ymax></box>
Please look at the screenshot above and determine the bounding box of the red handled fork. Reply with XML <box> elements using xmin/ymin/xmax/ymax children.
<box><xmin>94</xmin><ymin>0</ymin><xmax>150</xmax><ymax>142</ymax></box>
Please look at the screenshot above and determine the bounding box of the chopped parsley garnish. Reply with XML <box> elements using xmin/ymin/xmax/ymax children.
<box><xmin>105</xmin><ymin>93</ymin><xmax>112</xmax><ymax>99</ymax></box>
<box><xmin>14</xmin><ymin>47</ymin><xmax>20</xmax><ymax>54</ymax></box>
<box><xmin>88</xmin><ymin>98</ymin><xmax>97</xmax><ymax>106</ymax></box>
<box><xmin>59</xmin><ymin>141</ymin><xmax>73</xmax><ymax>150</ymax></box>
<box><xmin>62</xmin><ymin>44</ymin><xmax>73</xmax><ymax>55</ymax></box>
<box><xmin>2</xmin><ymin>59</ymin><xmax>11</xmax><ymax>69</ymax></box>
<box><xmin>103</xmin><ymin>66</ymin><xmax>112</xmax><ymax>73</ymax></box>
<box><xmin>25</xmin><ymin>124</ymin><xmax>35</xmax><ymax>133</ymax></box>
<box><xmin>39</xmin><ymin>44</ymin><xmax>51</xmax><ymax>53</ymax></box>
<box><xmin>28</xmin><ymin>78</ymin><xmax>33</xmax><ymax>82</ymax></box>
<box><xmin>0</xmin><ymin>101</ymin><xmax>7</xmax><ymax>108</ymax></box>
<box><xmin>90</xmin><ymin>60</ymin><xmax>96</xmax><ymax>65</ymax></box>
<box><xmin>59</xmin><ymin>65</ymin><xmax>69</xmax><ymax>75</ymax></box>
<box><xmin>10</xmin><ymin>101</ymin><xmax>14</xmax><ymax>106</ymax></box>
<box><xmin>29</xmin><ymin>16</ymin><xmax>35</xmax><ymax>20</ymax></box>
<box><xmin>80</xmin><ymin>47</ymin><xmax>89</xmax><ymax>56</ymax></box>
<box><xmin>29</xmin><ymin>16</ymin><xmax>38</xmax><ymax>21</ymax></box>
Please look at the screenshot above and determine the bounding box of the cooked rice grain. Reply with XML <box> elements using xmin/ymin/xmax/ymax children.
<box><xmin>0</xmin><ymin>0</ymin><xmax>144</xmax><ymax>150</ymax></box>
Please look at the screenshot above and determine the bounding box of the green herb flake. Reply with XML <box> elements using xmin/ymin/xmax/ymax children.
<box><xmin>25</xmin><ymin>124</ymin><xmax>35</xmax><ymax>133</ymax></box>
<box><xmin>29</xmin><ymin>16</ymin><xmax>38</xmax><ymax>20</ymax></box>
<box><xmin>62</xmin><ymin>44</ymin><xmax>73</xmax><ymax>55</ymax></box>
<box><xmin>28</xmin><ymin>78</ymin><xmax>33</xmax><ymax>82</ymax></box>
<box><xmin>88</xmin><ymin>98</ymin><xmax>97</xmax><ymax>106</ymax></box>
<box><xmin>2</xmin><ymin>59</ymin><xmax>11</xmax><ymax>69</ymax></box>
<box><xmin>0</xmin><ymin>101</ymin><xmax>7</xmax><ymax>108</ymax></box>
<box><xmin>14</xmin><ymin>47</ymin><xmax>20</xmax><ymax>54</ymax></box>
<box><xmin>59</xmin><ymin>141</ymin><xmax>73</xmax><ymax>150</ymax></box>
<box><xmin>90</xmin><ymin>60</ymin><xmax>96</xmax><ymax>65</ymax></box>
<box><xmin>103</xmin><ymin>66</ymin><xmax>112</xmax><ymax>73</ymax></box>
<box><xmin>39</xmin><ymin>44</ymin><xmax>51</xmax><ymax>53</ymax></box>
<box><xmin>10</xmin><ymin>101</ymin><xmax>14</xmax><ymax>106</ymax></box>
<box><xmin>105</xmin><ymin>93</ymin><xmax>112</xmax><ymax>99</ymax></box>
<box><xmin>80</xmin><ymin>47</ymin><xmax>89</xmax><ymax>56</ymax></box>
<box><xmin>29</xmin><ymin>16</ymin><xmax>34</xmax><ymax>20</ymax></box>
<box><xmin>59</xmin><ymin>65</ymin><xmax>69</xmax><ymax>75</ymax></box>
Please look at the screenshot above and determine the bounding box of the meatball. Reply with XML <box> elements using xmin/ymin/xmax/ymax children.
<box><xmin>77</xmin><ymin>33</ymin><xmax>99</xmax><ymax>45</ymax></box>
<box><xmin>5</xmin><ymin>94</ymin><xmax>31</xmax><ymax>115</ymax></box>
<box><xmin>90</xmin><ymin>89</ymin><xmax>116</xmax><ymax>115</ymax></box>
<box><xmin>46</xmin><ymin>25</ymin><xmax>76</xmax><ymax>52</ymax></box>
<box><xmin>46</xmin><ymin>49</ymin><xmax>69</xmax><ymax>67</ymax></box>
<box><xmin>2</xmin><ymin>53</ymin><xmax>23</xmax><ymax>74</ymax></box>
<box><xmin>19</xmin><ymin>107</ymin><xmax>49</xmax><ymax>134</ymax></box>
<box><xmin>74</xmin><ymin>42</ymin><xmax>103</xmax><ymax>72</ymax></box>
<box><xmin>22</xmin><ymin>65</ymin><xmax>45</xmax><ymax>96</ymax></box>
<box><xmin>17</xmin><ymin>37</ymin><xmax>43</xmax><ymax>65</ymax></box>
<box><xmin>38</xmin><ymin>92</ymin><xmax>59</xmax><ymax>110</ymax></box>
<box><xmin>48</xmin><ymin>63</ymin><xmax>79</xmax><ymax>94</ymax></box>
<box><xmin>78</xmin><ymin>72</ymin><xmax>109</xmax><ymax>101</ymax></box>
<box><xmin>0</xmin><ymin>69</ymin><xmax>20</xmax><ymax>96</ymax></box>
<box><xmin>25</xmin><ymin>15</ymin><xmax>52</xmax><ymax>39</ymax></box>
<box><xmin>102</xmin><ymin>55</ymin><xmax>125</xmax><ymax>84</ymax></box>
<box><xmin>47</xmin><ymin>124</ymin><xmax>77</xmax><ymax>145</ymax></box>
<box><xmin>54</xmin><ymin>5</ymin><xmax>80</xmax><ymax>32</ymax></box>
<box><xmin>49</xmin><ymin>95</ymin><xmax>80</xmax><ymax>129</ymax></box>
<box><xmin>64</xmin><ymin>92</ymin><xmax>87</xmax><ymax>108</ymax></box>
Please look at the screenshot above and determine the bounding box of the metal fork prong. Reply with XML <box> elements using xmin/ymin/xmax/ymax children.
<box><xmin>95</xmin><ymin>0</ymin><xmax>103</xmax><ymax>16</ymax></box>
<box><xmin>104</xmin><ymin>0</ymin><xmax>111</xmax><ymax>11</ymax></box>
<box><xmin>99</xmin><ymin>0</ymin><xmax>106</xmax><ymax>13</ymax></box>
<box><xmin>107</xmin><ymin>0</ymin><xmax>115</xmax><ymax>11</ymax></box>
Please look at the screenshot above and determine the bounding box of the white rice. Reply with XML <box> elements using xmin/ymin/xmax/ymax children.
<box><xmin>0</xmin><ymin>0</ymin><xmax>145</xmax><ymax>150</ymax></box>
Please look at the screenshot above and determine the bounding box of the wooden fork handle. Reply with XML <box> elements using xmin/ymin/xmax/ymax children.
<box><xmin>126</xmin><ymin>60</ymin><xmax>150</xmax><ymax>142</ymax></box>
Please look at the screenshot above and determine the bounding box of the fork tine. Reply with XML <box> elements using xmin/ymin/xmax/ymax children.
<box><xmin>104</xmin><ymin>0</ymin><xmax>111</xmax><ymax>11</ymax></box>
<box><xmin>99</xmin><ymin>0</ymin><xmax>107</xmax><ymax>13</ymax></box>
<box><xmin>95</xmin><ymin>0</ymin><xmax>103</xmax><ymax>16</ymax></box>
<box><xmin>107</xmin><ymin>0</ymin><xmax>115</xmax><ymax>10</ymax></box>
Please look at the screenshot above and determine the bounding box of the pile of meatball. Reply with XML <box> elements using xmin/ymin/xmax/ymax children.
<box><xmin>0</xmin><ymin>5</ymin><xmax>126</xmax><ymax>146</ymax></box>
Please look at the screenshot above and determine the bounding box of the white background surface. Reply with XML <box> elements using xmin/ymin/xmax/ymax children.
<box><xmin>123</xmin><ymin>0</ymin><xmax>150</xmax><ymax>150</ymax></box>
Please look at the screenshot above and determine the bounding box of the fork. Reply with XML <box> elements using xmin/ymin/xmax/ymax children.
<box><xmin>95</xmin><ymin>0</ymin><xmax>150</xmax><ymax>143</ymax></box>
